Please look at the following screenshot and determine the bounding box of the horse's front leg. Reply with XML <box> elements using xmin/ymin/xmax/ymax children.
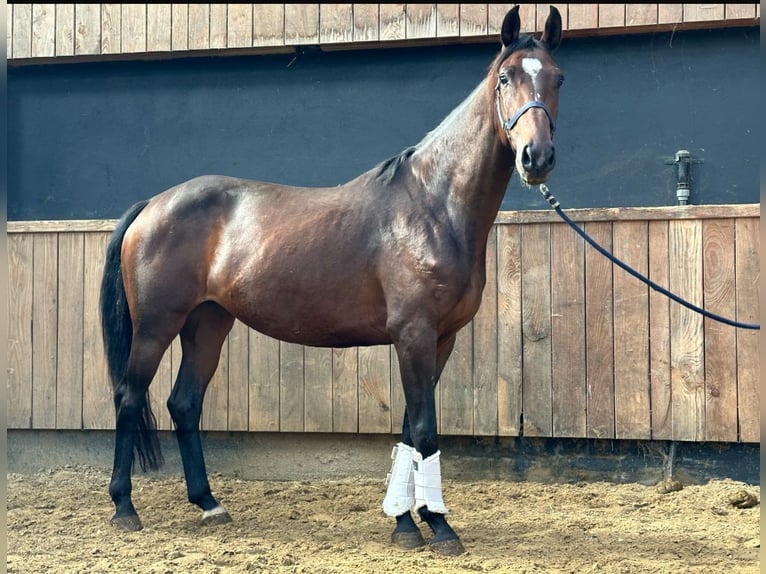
<box><xmin>386</xmin><ymin>328</ymin><xmax>464</xmax><ymax>555</ymax></box>
<box><xmin>383</xmin><ymin>414</ymin><xmax>424</xmax><ymax>549</ymax></box>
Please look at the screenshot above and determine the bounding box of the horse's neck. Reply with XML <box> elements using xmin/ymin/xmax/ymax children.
<box><xmin>409</xmin><ymin>83</ymin><xmax>514</xmax><ymax>248</ymax></box>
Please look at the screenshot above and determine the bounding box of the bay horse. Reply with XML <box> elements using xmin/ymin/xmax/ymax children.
<box><xmin>100</xmin><ymin>5</ymin><xmax>563</xmax><ymax>555</ymax></box>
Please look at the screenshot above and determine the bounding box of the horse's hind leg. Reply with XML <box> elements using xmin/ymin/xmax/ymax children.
<box><xmin>110</xmin><ymin>335</ymin><xmax>171</xmax><ymax>531</ymax></box>
<box><xmin>167</xmin><ymin>301</ymin><xmax>235</xmax><ymax>525</ymax></box>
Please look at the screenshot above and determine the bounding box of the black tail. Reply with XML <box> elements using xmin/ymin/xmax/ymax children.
<box><xmin>99</xmin><ymin>199</ymin><xmax>164</xmax><ymax>472</ymax></box>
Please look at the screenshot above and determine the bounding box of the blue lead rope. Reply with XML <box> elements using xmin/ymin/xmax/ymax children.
<box><xmin>538</xmin><ymin>184</ymin><xmax>760</xmax><ymax>330</ymax></box>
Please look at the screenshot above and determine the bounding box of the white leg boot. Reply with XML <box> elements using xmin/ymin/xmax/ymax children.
<box><xmin>413</xmin><ymin>450</ymin><xmax>448</xmax><ymax>514</ymax></box>
<box><xmin>382</xmin><ymin>443</ymin><xmax>415</xmax><ymax>517</ymax></box>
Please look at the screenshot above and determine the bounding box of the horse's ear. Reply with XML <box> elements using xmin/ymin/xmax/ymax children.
<box><xmin>541</xmin><ymin>6</ymin><xmax>562</xmax><ymax>52</ymax></box>
<box><xmin>501</xmin><ymin>6</ymin><xmax>521</xmax><ymax>49</ymax></box>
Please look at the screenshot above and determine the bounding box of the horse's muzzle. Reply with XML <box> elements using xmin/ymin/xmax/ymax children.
<box><xmin>518</xmin><ymin>140</ymin><xmax>555</xmax><ymax>184</ymax></box>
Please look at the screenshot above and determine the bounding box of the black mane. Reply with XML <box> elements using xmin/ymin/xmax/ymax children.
<box><xmin>374</xmin><ymin>35</ymin><xmax>544</xmax><ymax>186</ymax></box>
<box><xmin>375</xmin><ymin>145</ymin><xmax>417</xmax><ymax>183</ymax></box>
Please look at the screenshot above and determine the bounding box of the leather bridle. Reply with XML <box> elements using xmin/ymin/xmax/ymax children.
<box><xmin>494</xmin><ymin>77</ymin><xmax>556</xmax><ymax>144</ymax></box>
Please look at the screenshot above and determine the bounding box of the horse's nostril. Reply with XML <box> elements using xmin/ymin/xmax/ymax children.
<box><xmin>521</xmin><ymin>146</ymin><xmax>533</xmax><ymax>170</ymax></box>
<box><xmin>548</xmin><ymin>147</ymin><xmax>556</xmax><ymax>168</ymax></box>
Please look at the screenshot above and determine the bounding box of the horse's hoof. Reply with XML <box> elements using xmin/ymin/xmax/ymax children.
<box><xmin>111</xmin><ymin>514</ymin><xmax>143</xmax><ymax>532</ymax></box>
<box><xmin>201</xmin><ymin>506</ymin><xmax>233</xmax><ymax>526</ymax></box>
<box><xmin>392</xmin><ymin>529</ymin><xmax>426</xmax><ymax>550</ymax></box>
<box><xmin>429</xmin><ymin>537</ymin><xmax>466</xmax><ymax>556</ymax></box>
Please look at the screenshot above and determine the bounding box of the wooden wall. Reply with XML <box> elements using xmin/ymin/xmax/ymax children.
<box><xmin>7</xmin><ymin>205</ymin><xmax>760</xmax><ymax>443</ymax></box>
<box><xmin>7</xmin><ymin>4</ymin><xmax>760</xmax><ymax>61</ymax></box>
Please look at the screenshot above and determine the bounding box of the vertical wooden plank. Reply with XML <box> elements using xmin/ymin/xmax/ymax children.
<box><xmin>146</xmin><ymin>4</ymin><xmax>171</xmax><ymax>52</ymax></box>
<box><xmin>248</xmin><ymin>332</ymin><xmax>280</xmax><ymax>431</ymax></box>
<box><xmin>253</xmin><ymin>4</ymin><xmax>284</xmax><ymax>47</ymax></box>
<box><xmin>279</xmin><ymin>342</ymin><xmax>304</xmax><ymax>431</ymax></box>
<box><xmin>209</xmin><ymin>3</ymin><xmax>227</xmax><ymax>48</ymax></box>
<box><xmin>284</xmin><ymin>4</ymin><xmax>319</xmax><ymax>45</ymax></box>
<box><xmin>702</xmin><ymin>219</ymin><xmax>737</xmax><ymax>442</ymax></box>
<box><xmin>648</xmin><ymin>220</ymin><xmax>672</xmax><ymax>440</ymax></box>
<box><xmin>227</xmin><ymin>3</ymin><xmax>253</xmax><ymax>48</ymax></box>
<box><xmin>440</xmin><ymin>324</ymin><xmax>474</xmax><ymax>435</ymax></box>
<box><xmin>567</xmin><ymin>4</ymin><xmax>598</xmax><ymax>30</ymax></box>
<box><xmin>13</xmin><ymin>3</ymin><xmax>32</xmax><ymax>58</ymax></box>
<box><xmin>683</xmin><ymin>4</ymin><xmax>725</xmax><ymax>22</ymax></box>
<box><xmin>303</xmin><ymin>347</ymin><xmax>333</xmax><ymax>432</ymax></box>
<box><xmin>352</xmin><ymin>4</ymin><xmax>380</xmax><ymax>42</ymax></box>
<box><xmin>149</xmin><ymin>338</ymin><xmax>173</xmax><ymax>431</ymax></box>
<box><xmin>598</xmin><ymin>4</ymin><xmax>625</xmax><ymax>28</ymax></box>
<box><xmin>74</xmin><ymin>3</ymin><xmax>100</xmax><ymax>55</ymax></box>
<box><xmin>187</xmin><ymin>3</ymin><xmax>209</xmax><ymax>50</ymax></box>
<box><xmin>550</xmin><ymin>223</ymin><xmax>586</xmax><ymax>437</ymax></box>
<box><xmin>496</xmin><ymin>224</ymin><xmax>522</xmax><ymax>435</ymax></box>
<box><xmin>352</xmin><ymin>3</ymin><xmax>378</xmax><ymax>41</ymax></box>
<box><xmin>521</xmin><ymin>223</ymin><xmax>552</xmax><ymax>437</ymax></box>
<box><xmin>734</xmin><ymin>218</ymin><xmax>759</xmax><ymax>442</ymax></box>
<box><xmin>31</xmin><ymin>4</ymin><xmax>56</xmax><ymax>57</ymax></box>
<box><xmin>8</xmin><ymin>234</ymin><xmax>34</xmax><ymax>428</ymax></box>
<box><xmin>584</xmin><ymin>222</ymin><xmax>614</xmax><ymax>439</ymax></box>
<box><xmin>332</xmin><ymin>347</ymin><xmax>358</xmax><ymax>432</ymax></box>
<box><xmin>405</xmin><ymin>4</ymin><xmax>435</xmax><ymax>39</ymax></box>
<box><xmin>171</xmin><ymin>3</ymin><xmax>188</xmax><ymax>51</ymax></box>
<box><xmin>121</xmin><ymin>4</ymin><xmax>146</xmax><ymax>54</ymax></box>
<box><xmin>56</xmin><ymin>233</ymin><xmax>84</xmax><ymax>429</ymax></box>
<box><xmin>612</xmin><ymin>221</ymin><xmax>650</xmax><ymax>440</ymax></box>
<box><xmin>160</xmin><ymin>337</ymin><xmax>181</xmax><ymax>432</ymax></box>
<box><xmin>725</xmin><ymin>4</ymin><xmax>757</xmax><ymax>20</ymax></box>
<box><xmin>151</xmin><ymin>325</ymin><xmax>179</xmax><ymax>433</ymax></box>
<box><xmin>459</xmin><ymin>4</ymin><xmax>488</xmax><ymax>37</ymax></box>
<box><xmin>7</xmin><ymin>3</ymin><xmax>12</xmax><ymax>59</ymax></box>
<box><xmin>319</xmin><ymin>3</ymin><xmax>353</xmax><ymax>44</ymax></box>
<box><xmin>227</xmin><ymin>321</ymin><xmax>250</xmax><ymax>431</ymax></box>
<box><xmin>379</xmin><ymin>4</ymin><xmax>405</xmax><ymax>40</ymax></box>
<box><xmin>55</xmin><ymin>3</ymin><xmax>74</xmax><ymax>56</ymax></box>
<box><xmin>473</xmin><ymin>227</ymin><xmax>498</xmax><ymax>436</ymax></box>
<box><xmin>658</xmin><ymin>4</ymin><xmax>683</xmax><ymax>24</ymax></box>
<box><xmin>101</xmin><ymin>4</ymin><xmax>121</xmax><ymax>54</ymax></box>
<box><xmin>435</xmin><ymin>4</ymin><xmax>459</xmax><ymax>38</ymax></box>
<box><xmin>31</xmin><ymin>234</ymin><xmax>58</xmax><ymax>429</ymax></box>
<box><xmin>487</xmin><ymin>4</ymin><xmax>516</xmax><ymax>34</ymax></box>
<box><xmin>82</xmin><ymin>233</ymin><xmax>112</xmax><ymax>429</ymax></box>
<box><xmin>669</xmin><ymin>219</ymin><xmax>704</xmax><ymax>441</ymax></box>
<box><xmin>389</xmin><ymin>346</ymin><xmax>405</xmax><ymax>435</ymax></box>
<box><xmin>358</xmin><ymin>346</ymin><xmax>391</xmax><ymax>433</ymax></box>
<box><xmin>202</xmin><ymin>335</ymin><xmax>229</xmax><ymax>431</ymax></box>
<box><xmin>626</xmin><ymin>4</ymin><xmax>658</xmax><ymax>26</ymax></box>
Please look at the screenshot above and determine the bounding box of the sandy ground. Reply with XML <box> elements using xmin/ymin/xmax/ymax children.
<box><xmin>7</xmin><ymin>465</ymin><xmax>760</xmax><ymax>574</ymax></box>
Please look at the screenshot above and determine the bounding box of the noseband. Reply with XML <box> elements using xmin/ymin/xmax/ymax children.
<box><xmin>494</xmin><ymin>79</ymin><xmax>556</xmax><ymax>144</ymax></box>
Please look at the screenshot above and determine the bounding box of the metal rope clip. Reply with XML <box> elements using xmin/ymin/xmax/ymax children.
<box><xmin>538</xmin><ymin>183</ymin><xmax>559</xmax><ymax>207</ymax></box>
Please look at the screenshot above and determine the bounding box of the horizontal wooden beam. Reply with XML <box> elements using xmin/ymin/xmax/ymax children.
<box><xmin>7</xmin><ymin>4</ymin><xmax>760</xmax><ymax>64</ymax></box>
<box><xmin>493</xmin><ymin>203</ymin><xmax>760</xmax><ymax>224</ymax></box>
<box><xmin>7</xmin><ymin>203</ymin><xmax>760</xmax><ymax>233</ymax></box>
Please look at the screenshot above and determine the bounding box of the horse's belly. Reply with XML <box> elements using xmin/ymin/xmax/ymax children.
<box><xmin>238</xmin><ymin>308</ymin><xmax>391</xmax><ymax>348</ymax></box>
<box><xmin>223</xmin><ymin>273</ymin><xmax>390</xmax><ymax>348</ymax></box>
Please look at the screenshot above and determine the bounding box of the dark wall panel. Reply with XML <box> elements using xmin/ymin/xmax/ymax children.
<box><xmin>7</xmin><ymin>26</ymin><xmax>759</xmax><ymax>220</ymax></box>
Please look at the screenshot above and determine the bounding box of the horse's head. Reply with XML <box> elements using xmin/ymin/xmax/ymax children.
<box><xmin>493</xmin><ymin>6</ymin><xmax>563</xmax><ymax>186</ymax></box>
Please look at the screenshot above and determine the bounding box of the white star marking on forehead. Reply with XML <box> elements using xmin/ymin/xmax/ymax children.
<box><xmin>522</xmin><ymin>57</ymin><xmax>543</xmax><ymax>99</ymax></box>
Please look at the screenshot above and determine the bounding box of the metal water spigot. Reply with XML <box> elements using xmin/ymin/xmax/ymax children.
<box><xmin>665</xmin><ymin>149</ymin><xmax>703</xmax><ymax>205</ymax></box>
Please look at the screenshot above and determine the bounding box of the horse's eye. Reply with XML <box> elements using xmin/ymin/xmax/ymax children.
<box><xmin>556</xmin><ymin>75</ymin><xmax>565</xmax><ymax>88</ymax></box>
<box><xmin>499</xmin><ymin>72</ymin><xmax>509</xmax><ymax>85</ymax></box>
